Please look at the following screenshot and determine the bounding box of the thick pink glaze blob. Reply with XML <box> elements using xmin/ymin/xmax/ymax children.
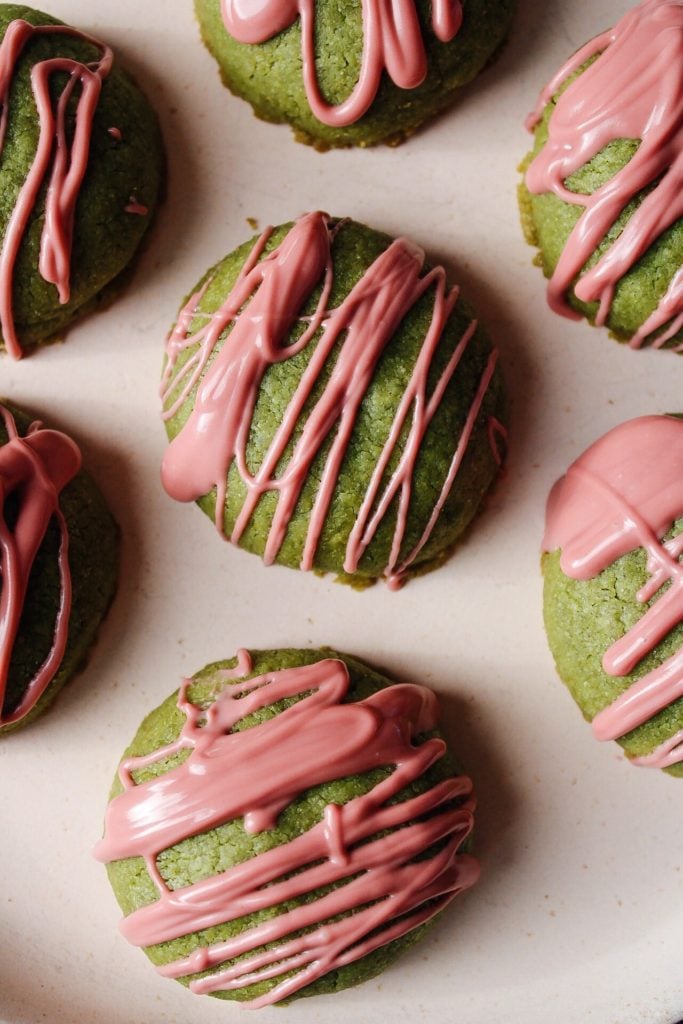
<box><xmin>160</xmin><ymin>213</ymin><xmax>501</xmax><ymax>588</ymax></box>
<box><xmin>525</xmin><ymin>0</ymin><xmax>683</xmax><ymax>350</ymax></box>
<box><xmin>221</xmin><ymin>0</ymin><xmax>463</xmax><ymax>126</ymax></box>
<box><xmin>0</xmin><ymin>19</ymin><xmax>115</xmax><ymax>360</ymax></box>
<box><xmin>0</xmin><ymin>404</ymin><xmax>81</xmax><ymax>726</ymax></box>
<box><xmin>94</xmin><ymin>651</ymin><xmax>479</xmax><ymax>1007</ymax></box>
<box><xmin>543</xmin><ymin>415</ymin><xmax>683</xmax><ymax>769</ymax></box>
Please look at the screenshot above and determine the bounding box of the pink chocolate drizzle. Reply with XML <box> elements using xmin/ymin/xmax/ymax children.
<box><xmin>543</xmin><ymin>415</ymin><xmax>683</xmax><ymax>768</ymax></box>
<box><xmin>221</xmin><ymin>0</ymin><xmax>463</xmax><ymax>127</ymax></box>
<box><xmin>0</xmin><ymin>19</ymin><xmax>113</xmax><ymax>360</ymax></box>
<box><xmin>160</xmin><ymin>212</ymin><xmax>500</xmax><ymax>589</ymax></box>
<box><xmin>525</xmin><ymin>0</ymin><xmax>683</xmax><ymax>349</ymax></box>
<box><xmin>0</xmin><ymin>404</ymin><xmax>81</xmax><ymax>725</ymax></box>
<box><xmin>124</xmin><ymin>196</ymin><xmax>148</xmax><ymax>217</ymax></box>
<box><xmin>94</xmin><ymin>650</ymin><xmax>479</xmax><ymax>1007</ymax></box>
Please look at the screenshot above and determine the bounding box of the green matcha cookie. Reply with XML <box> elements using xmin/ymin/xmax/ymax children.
<box><xmin>0</xmin><ymin>5</ymin><xmax>164</xmax><ymax>358</ymax></box>
<box><xmin>160</xmin><ymin>213</ymin><xmax>507</xmax><ymax>589</ymax></box>
<box><xmin>96</xmin><ymin>647</ymin><xmax>479</xmax><ymax>1006</ymax></box>
<box><xmin>542</xmin><ymin>415</ymin><xmax>683</xmax><ymax>776</ymax></box>
<box><xmin>0</xmin><ymin>402</ymin><xmax>118</xmax><ymax>733</ymax></box>
<box><xmin>195</xmin><ymin>0</ymin><xmax>516</xmax><ymax>149</ymax></box>
<box><xmin>519</xmin><ymin>3</ymin><xmax>683</xmax><ymax>350</ymax></box>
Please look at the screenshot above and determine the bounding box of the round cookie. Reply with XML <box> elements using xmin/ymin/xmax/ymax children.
<box><xmin>94</xmin><ymin>647</ymin><xmax>479</xmax><ymax>1006</ymax></box>
<box><xmin>519</xmin><ymin>0</ymin><xmax>683</xmax><ymax>350</ymax></box>
<box><xmin>160</xmin><ymin>212</ymin><xmax>507</xmax><ymax>589</ymax></box>
<box><xmin>0</xmin><ymin>4</ymin><xmax>164</xmax><ymax>359</ymax></box>
<box><xmin>542</xmin><ymin>415</ymin><xmax>683</xmax><ymax>776</ymax></box>
<box><xmin>0</xmin><ymin>402</ymin><xmax>118</xmax><ymax>732</ymax></box>
<box><xmin>195</xmin><ymin>0</ymin><xmax>516</xmax><ymax>149</ymax></box>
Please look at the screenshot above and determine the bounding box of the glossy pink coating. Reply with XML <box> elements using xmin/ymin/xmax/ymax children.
<box><xmin>0</xmin><ymin>20</ymin><xmax>114</xmax><ymax>360</ymax></box>
<box><xmin>94</xmin><ymin>651</ymin><xmax>479</xmax><ymax>1007</ymax></box>
<box><xmin>160</xmin><ymin>213</ymin><xmax>501</xmax><ymax>588</ymax></box>
<box><xmin>221</xmin><ymin>0</ymin><xmax>463</xmax><ymax>126</ymax></box>
<box><xmin>0</xmin><ymin>404</ymin><xmax>81</xmax><ymax>726</ymax></box>
<box><xmin>525</xmin><ymin>0</ymin><xmax>683</xmax><ymax>349</ymax></box>
<box><xmin>544</xmin><ymin>415</ymin><xmax>683</xmax><ymax>768</ymax></box>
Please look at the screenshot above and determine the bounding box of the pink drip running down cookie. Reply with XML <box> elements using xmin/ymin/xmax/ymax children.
<box><xmin>94</xmin><ymin>650</ymin><xmax>479</xmax><ymax>1007</ymax></box>
<box><xmin>160</xmin><ymin>213</ymin><xmax>503</xmax><ymax>589</ymax></box>
<box><xmin>525</xmin><ymin>0</ymin><xmax>683</xmax><ymax>349</ymax></box>
<box><xmin>544</xmin><ymin>415</ymin><xmax>683</xmax><ymax>769</ymax></box>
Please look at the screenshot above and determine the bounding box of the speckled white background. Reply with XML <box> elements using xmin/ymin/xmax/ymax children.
<box><xmin>0</xmin><ymin>1</ymin><xmax>681</xmax><ymax>1022</ymax></box>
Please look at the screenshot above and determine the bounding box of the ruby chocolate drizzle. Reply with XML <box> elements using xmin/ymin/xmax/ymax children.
<box><xmin>525</xmin><ymin>0</ymin><xmax>683</xmax><ymax>349</ymax></box>
<box><xmin>0</xmin><ymin>404</ymin><xmax>81</xmax><ymax>725</ymax></box>
<box><xmin>0</xmin><ymin>19</ymin><xmax>117</xmax><ymax>358</ymax></box>
<box><xmin>94</xmin><ymin>650</ymin><xmax>479</xmax><ymax>1007</ymax></box>
<box><xmin>160</xmin><ymin>212</ymin><xmax>501</xmax><ymax>589</ymax></box>
<box><xmin>221</xmin><ymin>0</ymin><xmax>463</xmax><ymax>127</ymax></box>
<box><xmin>544</xmin><ymin>415</ymin><xmax>683</xmax><ymax>768</ymax></box>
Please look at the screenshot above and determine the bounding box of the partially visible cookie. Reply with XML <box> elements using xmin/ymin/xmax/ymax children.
<box><xmin>195</xmin><ymin>0</ymin><xmax>516</xmax><ymax>149</ymax></box>
<box><xmin>160</xmin><ymin>212</ymin><xmax>507</xmax><ymax>589</ymax></box>
<box><xmin>520</xmin><ymin>0</ymin><xmax>683</xmax><ymax>350</ymax></box>
<box><xmin>95</xmin><ymin>647</ymin><xmax>479</xmax><ymax>1006</ymax></box>
<box><xmin>0</xmin><ymin>402</ymin><xmax>118</xmax><ymax>732</ymax></box>
<box><xmin>543</xmin><ymin>415</ymin><xmax>683</xmax><ymax>775</ymax></box>
<box><xmin>0</xmin><ymin>4</ymin><xmax>164</xmax><ymax>359</ymax></box>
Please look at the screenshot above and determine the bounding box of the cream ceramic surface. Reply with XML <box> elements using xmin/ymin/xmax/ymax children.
<box><xmin>0</xmin><ymin>2</ymin><xmax>681</xmax><ymax>1022</ymax></box>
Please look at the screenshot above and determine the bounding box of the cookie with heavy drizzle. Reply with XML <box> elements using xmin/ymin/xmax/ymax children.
<box><xmin>195</xmin><ymin>0</ymin><xmax>516</xmax><ymax>148</ymax></box>
<box><xmin>0</xmin><ymin>402</ymin><xmax>118</xmax><ymax>731</ymax></box>
<box><xmin>520</xmin><ymin>0</ymin><xmax>683</xmax><ymax>349</ymax></box>
<box><xmin>95</xmin><ymin>647</ymin><xmax>479</xmax><ymax>1006</ymax></box>
<box><xmin>543</xmin><ymin>415</ymin><xmax>683</xmax><ymax>775</ymax></box>
<box><xmin>160</xmin><ymin>213</ymin><xmax>507</xmax><ymax>589</ymax></box>
<box><xmin>0</xmin><ymin>4</ymin><xmax>163</xmax><ymax>358</ymax></box>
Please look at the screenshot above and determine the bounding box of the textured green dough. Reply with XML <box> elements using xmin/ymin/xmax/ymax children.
<box><xmin>0</xmin><ymin>404</ymin><xmax>119</xmax><ymax>733</ymax></box>
<box><xmin>105</xmin><ymin>647</ymin><xmax>472</xmax><ymax>1004</ymax></box>
<box><xmin>543</xmin><ymin>539</ymin><xmax>683</xmax><ymax>778</ymax></box>
<box><xmin>519</xmin><ymin>64</ymin><xmax>683</xmax><ymax>348</ymax></box>
<box><xmin>162</xmin><ymin>218</ymin><xmax>507</xmax><ymax>586</ymax></box>
<box><xmin>0</xmin><ymin>4</ymin><xmax>164</xmax><ymax>353</ymax></box>
<box><xmin>195</xmin><ymin>0</ymin><xmax>516</xmax><ymax>149</ymax></box>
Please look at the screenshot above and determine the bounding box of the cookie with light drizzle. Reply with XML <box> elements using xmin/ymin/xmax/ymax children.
<box><xmin>0</xmin><ymin>4</ymin><xmax>164</xmax><ymax>359</ymax></box>
<box><xmin>519</xmin><ymin>0</ymin><xmax>683</xmax><ymax>350</ymax></box>
<box><xmin>0</xmin><ymin>402</ymin><xmax>118</xmax><ymax>732</ymax></box>
<box><xmin>95</xmin><ymin>647</ymin><xmax>479</xmax><ymax>1005</ymax></box>
<box><xmin>543</xmin><ymin>415</ymin><xmax>683</xmax><ymax>776</ymax></box>
<box><xmin>160</xmin><ymin>213</ymin><xmax>507</xmax><ymax>589</ymax></box>
<box><xmin>195</xmin><ymin>0</ymin><xmax>516</xmax><ymax>149</ymax></box>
